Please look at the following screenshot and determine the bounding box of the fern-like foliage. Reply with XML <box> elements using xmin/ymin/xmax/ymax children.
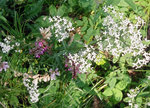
<box><xmin>23</xmin><ymin>0</ymin><xmax>44</xmax><ymax>20</ymax></box>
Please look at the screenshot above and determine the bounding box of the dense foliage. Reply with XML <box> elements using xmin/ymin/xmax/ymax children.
<box><xmin>0</xmin><ymin>0</ymin><xmax>150</xmax><ymax>108</ymax></box>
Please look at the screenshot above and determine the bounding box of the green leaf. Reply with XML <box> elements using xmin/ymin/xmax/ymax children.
<box><xmin>49</xmin><ymin>5</ymin><xmax>57</xmax><ymax>16</ymax></box>
<box><xmin>89</xmin><ymin>18</ymin><xmax>94</xmax><ymax>27</ymax></box>
<box><xmin>103</xmin><ymin>88</ymin><xmax>113</xmax><ymax>96</ymax></box>
<box><xmin>10</xmin><ymin>96</ymin><xmax>19</xmax><ymax>106</ymax></box>
<box><xmin>79</xmin><ymin>0</ymin><xmax>90</xmax><ymax>8</ymax></box>
<box><xmin>124</xmin><ymin>0</ymin><xmax>137</xmax><ymax>10</ymax></box>
<box><xmin>113</xmin><ymin>56</ymin><xmax>120</xmax><ymax>63</ymax></box>
<box><xmin>136</xmin><ymin>97</ymin><xmax>143</xmax><ymax>104</ymax></box>
<box><xmin>109</xmin><ymin>78</ymin><xmax>117</xmax><ymax>88</ymax></box>
<box><xmin>82</xmin><ymin>16</ymin><xmax>88</xmax><ymax>24</ymax></box>
<box><xmin>138</xmin><ymin>91</ymin><xmax>150</xmax><ymax>97</ymax></box>
<box><xmin>74</xmin><ymin>34</ymin><xmax>81</xmax><ymax>41</ymax></box>
<box><xmin>83</xmin><ymin>27</ymin><xmax>94</xmax><ymax>42</ymax></box>
<box><xmin>81</xmin><ymin>23</ymin><xmax>88</xmax><ymax>32</ymax></box>
<box><xmin>123</xmin><ymin>97</ymin><xmax>131</xmax><ymax>103</ymax></box>
<box><xmin>57</xmin><ymin>5</ymin><xmax>67</xmax><ymax>17</ymax></box>
<box><xmin>118</xmin><ymin>0</ymin><xmax>129</xmax><ymax>7</ymax></box>
<box><xmin>112</xmin><ymin>88</ymin><xmax>123</xmax><ymax>102</ymax></box>
<box><xmin>112</xmin><ymin>0</ymin><xmax>121</xmax><ymax>5</ymax></box>
<box><xmin>76</xmin><ymin>20</ymin><xmax>83</xmax><ymax>27</ymax></box>
<box><xmin>116</xmin><ymin>80</ymin><xmax>128</xmax><ymax>90</ymax></box>
<box><xmin>68</xmin><ymin>0</ymin><xmax>77</xmax><ymax>6</ymax></box>
<box><xmin>87</xmin><ymin>27</ymin><xmax>93</xmax><ymax>35</ymax></box>
<box><xmin>0</xmin><ymin>15</ymin><xmax>7</xmax><ymax>23</ymax></box>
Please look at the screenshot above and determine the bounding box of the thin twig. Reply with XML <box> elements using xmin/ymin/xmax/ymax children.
<box><xmin>0</xmin><ymin>102</ymin><xmax>6</xmax><ymax>108</ymax></box>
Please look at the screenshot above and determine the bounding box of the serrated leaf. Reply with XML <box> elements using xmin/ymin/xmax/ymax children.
<box><xmin>103</xmin><ymin>88</ymin><xmax>113</xmax><ymax>96</ymax></box>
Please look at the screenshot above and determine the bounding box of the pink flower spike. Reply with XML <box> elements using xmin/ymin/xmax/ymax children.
<box><xmin>65</xmin><ymin>64</ymin><xmax>68</xmax><ymax>67</ymax></box>
<box><xmin>68</xmin><ymin>67</ymin><xmax>72</xmax><ymax>71</ymax></box>
<box><xmin>38</xmin><ymin>42</ymin><xmax>43</xmax><ymax>47</ymax></box>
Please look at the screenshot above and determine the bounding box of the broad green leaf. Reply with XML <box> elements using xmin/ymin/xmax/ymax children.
<box><xmin>124</xmin><ymin>0</ymin><xmax>137</xmax><ymax>10</ymax></box>
<box><xmin>89</xmin><ymin>18</ymin><xmax>94</xmax><ymax>27</ymax></box>
<box><xmin>118</xmin><ymin>0</ymin><xmax>129</xmax><ymax>7</ymax></box>
<box><xmin>57</xmin><ymin>5</ymin><xmax>67</xmax><ymax>17</ymax></box>
<box><xmin>120</xmin><ymin>56</ymin><xmax>126</xmax><ymax>63</ymax></box>
<box><xmin>113</xmin><ymin>56</ymin><xmax>120</xmax><ymax>63</ymax></box>
<box><xmin>136</xmin><ymin>97</ymin><xmax>143</xmax><ymax>104</ymax></box>
<box><xmin>123</xmin><ymin>97</ymin><xmax>131</xmax><ymax>103</ymax></box>
<box><xmin>83</xmin><ymin>27</ymin><xmax>94</xmax><ymax>42</ymax></box>
<box><xmin>10</xmin><ymin>96</ymin><xmax>19</xmax><ymax>106</ymax></box>
<box><xmin>87</xmin><ymin>27</ymin><xmax>93</xmax><ymax>35</ymax></box>
<box><xmin>103</xmin><ymin>88</ymin><xmax>113</xmax><ymax>96</ymax></box>
<box><xmin>82</xmin><ymin>16</ymin><xmax>88</xmax><ymax>25</ymax></box>
<box><xmin>112</xmin><ymin>0</ymin><xmax>121</xmax><ymax>5</ymax></box>
<box><xmin>112</xmin><ymin>88</ymin><xmax>123</xmax><ymax>102</ymax></box>
<box><xmin>76</xmin><ymin>20</ymin><xmax>83</xmax><ymax>27</ymax></box>
<box><xmin>68</xmin><ymin>0</ymin><xmax>77</xmax><ymax>6</ymax></box>
<box><xmin>74</xmin><ymin>34</ymin><xmax>81</xmax><ymax>41</ymax></box>
<box><xmin>81</xmin><ymin>23</ymin><xmax>88</xmax><ymax>32</ymax></box>
<box><xmin>49</xmin><ymin>5</ymin><xmax>57</xmax><ymax>16</ymax></box>
<box><xmin>116</xmin><ymin>80</ymin><xmax>128</xmax><ymax>90</ymax></box>
<box><xmin>109</xmin><ymin>78</ymin><xmax>117</xmax><ymax>88</ymax></box>
<box><xmin>79</xmin><ymin>0</ymin><xmax>90</xmax><ymax>8</ymax></box>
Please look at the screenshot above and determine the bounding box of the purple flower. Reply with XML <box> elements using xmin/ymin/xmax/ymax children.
<box><xmin>30</xmin><ymin>39</ymin><xmax>48</xmax><ymax>58</ymax></box>
<box><xmin>64</xmin><ymin>56</ymin><xmax>81</xmax><ymax>79</ymax></box>
<box><xmin>49</xmin><ymin>68</ymin><xmax>60</xmax><ymax>80</ymax></box>
<box><xmin>50</xmin><ymin>72</ymin><xmax>56</xmax><ymax>80</ymax></box>
<box><xmin>0</xmin><ymin>62</ymin><xmax>9</xmax><ymax>72</ymax></box>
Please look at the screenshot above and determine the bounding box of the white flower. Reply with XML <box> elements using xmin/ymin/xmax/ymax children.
<box><xmin>147</xmin><ymin>102</ymin><xmax>150</xmax><ymax>106</ymax></box>
<box><xmin>46</xmin><ymin>16</ymin><xmax>74</xmax><ymax>43</ymax></box>
<box><xmin>100</xmin><ymin>5</ymin><xmax>149</xmax><ymax>69</ymax></box>
<box><xmin>23</xmin><ymin>75</ymin><xmax>40</xmax><ymax>103</ymax></box>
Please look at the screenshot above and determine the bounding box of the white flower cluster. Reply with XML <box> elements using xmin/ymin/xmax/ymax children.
<box><xmin>23</xmin><ymin>73</ymin><xmax>40</xmax><ymax>103</ymax></box>
<box><xmin>47</xmin><ymin>16</ymin><xmax>74</xmax><ymax>42</ymax></box>
<box><xmin>0</xmin><ymin>36</ymin><xmax>20</xmax><ymax>53</ymax></box>
<box><xmin>68</xmin><ymin>45</ymin><xmax>97</xmax><ymax>73</ymax></box>
<box><xmin>126</xmin><ymin>88</ymin><xmax>140</xmax><ymax>108</ymax></box>
<box><xmin>96</xmin><ymin>5</ymin><xmax>150</xmax><ymax>68</ymax></box>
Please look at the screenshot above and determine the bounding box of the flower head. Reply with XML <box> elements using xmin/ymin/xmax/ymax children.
<box><xmin>49</xmin><ymin>68</ymin><xmax>60</xmax><ymax>80</ymax></box>
<box><xmin>0</xmin><ymin>57</ymin><xmax>9</xmax><ymax>72</ymax></box>
<box><xmin>30</xmin><ymin>39</ymin><xmax>48</xmax><ymax>58</ymax></box>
